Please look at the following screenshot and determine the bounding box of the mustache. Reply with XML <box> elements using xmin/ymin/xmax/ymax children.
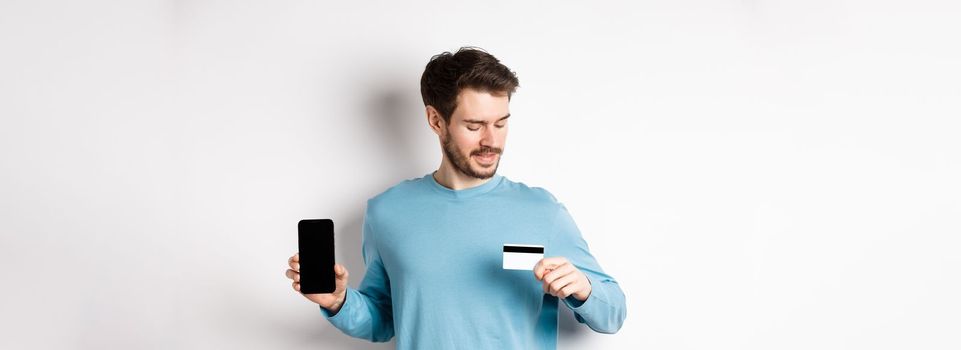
<box><xmin>471</xmin><ymin>146</ymin><xmax>502</xmax><ymax>156</ymax></box>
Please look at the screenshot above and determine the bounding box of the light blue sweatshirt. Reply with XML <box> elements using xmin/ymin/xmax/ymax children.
<box><xmin>321</xmin><ymin>174</ymin><xmax>626</xmax><ymax>349</ymax></box>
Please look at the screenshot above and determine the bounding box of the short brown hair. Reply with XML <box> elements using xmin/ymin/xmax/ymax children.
<box><xmin>420</xmin><ymin>47</ymin><xmax>519</xmax><ymax>122</ymax></box>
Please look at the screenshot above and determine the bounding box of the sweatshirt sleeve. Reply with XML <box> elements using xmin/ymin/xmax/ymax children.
<box><xmin>548</xmin><ymin>203</ymin><xmax>627</xmax><ymax>334</ymax></box>
<box><xmin>319</xmin><ymin>207</ymin><xmax>395</xmax><ymax>342</ymax></box>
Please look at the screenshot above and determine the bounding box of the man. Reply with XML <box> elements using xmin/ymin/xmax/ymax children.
<box><xmin>285</xmin><ymin>47</ymin><xmax>626</xmax><ymax>349</ymax></box>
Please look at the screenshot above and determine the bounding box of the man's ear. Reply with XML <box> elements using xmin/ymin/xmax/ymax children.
<box><xmin>426</xmin><ymin>105</ymin><xmax>446</xmax><ymax>136</ymax></box>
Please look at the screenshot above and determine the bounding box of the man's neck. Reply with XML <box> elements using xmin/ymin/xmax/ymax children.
<box><xmin>432</xmin><ymin>158</ymin><xmax>493</xmax><ymax>190</ymax></box>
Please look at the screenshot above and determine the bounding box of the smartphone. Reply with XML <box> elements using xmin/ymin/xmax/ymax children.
<box><xmin>298</xmin><ymin>219</ymin><xmax>336</xmax><ymax>294</ymax></box>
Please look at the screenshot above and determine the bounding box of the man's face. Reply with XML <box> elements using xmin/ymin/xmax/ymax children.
<box><xmin>439</xmin><ymin>88</ymin><xmax>510</xmax><ymax>179</ymax></box>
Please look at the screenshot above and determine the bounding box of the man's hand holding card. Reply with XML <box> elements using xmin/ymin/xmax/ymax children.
<box><xmin>533</xmin><ymin>257</ymin><xmax>592</xmax><ymax>302</ymax></box>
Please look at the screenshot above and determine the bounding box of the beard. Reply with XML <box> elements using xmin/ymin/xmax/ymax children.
<box><xmin>441</xmin><ymin>128</ymin><xmax>503</xmax><ymax>180</ymax></box>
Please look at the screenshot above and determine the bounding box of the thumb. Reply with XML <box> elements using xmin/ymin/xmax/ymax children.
<box><xmin>334</xmin><ymin>263</ymin><xmax>349</xmax><ymax>280</ymax></box>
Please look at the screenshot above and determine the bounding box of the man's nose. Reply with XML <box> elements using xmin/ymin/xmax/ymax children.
<box><xmin>479</xmin><ymin>127</ymin><xmax>495</xmax><ymax>147</ymax></box>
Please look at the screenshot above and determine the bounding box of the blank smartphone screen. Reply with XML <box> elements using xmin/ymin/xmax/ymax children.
<box><xmin>298</xmin><ymin>219</ymin><xmax>335</xmax><ymax>294</ymax></box>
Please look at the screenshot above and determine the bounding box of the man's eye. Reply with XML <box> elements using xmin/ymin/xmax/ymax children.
<box><xmin>494</xmin><ymin>124</ymin><xmax>505</xmax><ymax>128</ymax></box>
<box><xmin>467</xmin><ymin>126</ymin><xmax>480</xmax><ymax>131</ymax></box>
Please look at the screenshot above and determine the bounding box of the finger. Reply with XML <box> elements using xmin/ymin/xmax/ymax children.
<box><xmin>290</xmin><ymin>262</ymin><xmax>300</xmax><ymax>271</ymax></box>
<box><xmin>334</xmin><ymin>263</ymin><xmax>348</xmax><ymax>278</ymax></box>
<box><xmin>535</xmin><ymin>257</ymin><xmax>569</xmax><ymax>279</ymax></box>
<box><xmin>533</xmin><ymin>261</ymin><xmax>547</xmax><ymax>280</ymax></box>
<box><xmin>533</xmin><ymin>259</ymin><xmax>553</xmax><ymax>280</ymax></box>
<box><xmin>559</xmin><ymin>284</ymin><xmax>580</xmax><ymax>298</ymax></box>
<box><xmin>542</xmin><ymin>271</ymin><xmax>570</xmax><ymax>293</ymax></box>
<box><xmin>534</xmin><ymin>260</ymin><xmax>559</xmax><ymax>280</ymax></box>
<box><xmin>542</xmin><ymin>263</ymin><xmax>573</xmax><ymax>286</ymax></box>
<box><xmin>549</xmin><ymin>274</ymin><xmax>578</xmax><ymax>296</ymax></box>
<box><xmin>546</xmin><ymin>273</ymin><xmax>577</xmax><ymax>296</ymax></box>
<box><xmin>289</xmin><ymin>253</ymin><xmax>299</xmax><ymax>264</ymax></box>
<box><xmin>540</xmin><ymin>268</ymin><xmax>561</xmax><ymax>292</ymax></box>
<box><xmin>543</xmin><ymin>262</ymin><xmax>572</xmax><ymax>280</ymax></box>
<box><xmin>292</xmin><ymin>281</ymin><xmax>300</xmax><ymax>292</ymax></box>
<box><xmin>285</xmin><ymin>268</ymin><xmax>300</xmax><ymax>281</ymax></box>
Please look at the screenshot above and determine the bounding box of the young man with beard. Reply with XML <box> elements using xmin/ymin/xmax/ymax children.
<box><xmin>285</xmin><ymin>47</ymin><xmax>626</xmax><ymax>349</ymax></box>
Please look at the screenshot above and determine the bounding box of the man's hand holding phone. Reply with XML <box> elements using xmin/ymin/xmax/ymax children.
<box><xmin>286</xmin><ymin>253</ymin><xmax>350</xmax><ymax>314</ymax></box>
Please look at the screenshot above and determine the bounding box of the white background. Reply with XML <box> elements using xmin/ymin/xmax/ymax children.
<box><xmin>2</xmin><ymin>0</ymin><xmax>959</xmax><ymax>349</ymax></box>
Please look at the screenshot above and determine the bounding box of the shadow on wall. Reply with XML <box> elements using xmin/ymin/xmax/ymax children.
<box><xmin>206</xmin><ymin>70</ymin><xmax>417</xmax><ymax>350</ymax></box>
<box><xmin>299</xmin><ymin>65</ymin><xmax>425</xmax><ymax>349</ymax></box>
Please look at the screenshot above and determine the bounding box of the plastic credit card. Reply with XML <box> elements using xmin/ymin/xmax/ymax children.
<box><xmin>502</xmin><ymin>244</ymin><xmax>545</xmax><ymax>270</ymax></box>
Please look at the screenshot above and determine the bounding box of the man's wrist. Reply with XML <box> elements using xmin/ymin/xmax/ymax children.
<box><xmin>323</xmin><ymin>292</ymin><xmax>347</xmax><ymax>316</ymax></box>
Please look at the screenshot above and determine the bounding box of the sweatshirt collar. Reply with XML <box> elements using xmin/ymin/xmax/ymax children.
<box><xmin>427</xmin><ymin>172</ymin><xmax>503</xmax><ymax>199</ymax></box>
